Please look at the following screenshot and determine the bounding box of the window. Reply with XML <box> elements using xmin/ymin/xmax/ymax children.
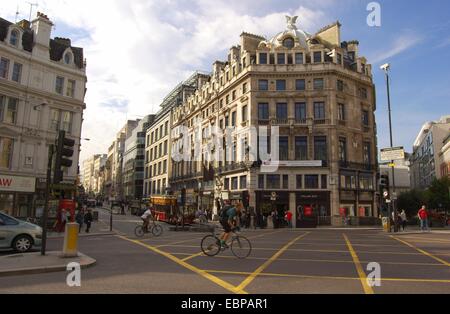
<box><xmin>163</xmin><ymin>160</ymin><xmax>167</xmax><ymax>173</ymax></box>
<box><xmin>259</xmin><ymin>53</ymin><xmax>267</xmax><ymax>64</ymax></box>
<box><xmin>337</xmin><ymin>53</ymin><xmax>342</xmax><ymax>65</ymax></box>
<box><xmin>362</xmin><ymin>110</ymin><xmax>369</xmax><ymax>126</ymax></box>
<box><xmin>226</xmin><ymin>95</ymin><xmax>230</xmax><ymax>104</ymax></box>
<box><xmin>282</xmin><ymin>175</ymin><xmax>289</xmax><ymax>189</ymax></box>
<box><xmin>267</xmin><ymin>175</ymin><xmax>280</xmax><ymax>189</ymax></box>
<box><xmin>296</xmin><ymin>175</ymin><xmax>303</xmax><ymax>189</ymax></box>
<box><xmin>313</xmin><ymin>51</ymin><xmax>322</xmax><ymax>63</ymax></box>
<box><xmin>1</xmin><ymin>97</ymin><xmax>18</xmax><ymax>124</ymax></box>
<box><xmin>295</xmin><ymin>137</ymin><xmax>308</xmax><ymax>160</ymax></box>
<box><xmin>363</xmin><ymin>142</ymin><xmax>371</xmax><ymax>165</ymax></box>
<box><xmin>12</xmin><ymin>63</ymin><xmax>22</xmax><ymax>83</ymax></box>
<box><xmin>231</xmin><ymin>111</ymin><xmax>236</xmax><ymax>127</ymax></box>
<box><xmin>295</xmin><ymin>103</ymin><xmax>306</xmax><ymax>121</ymax></box>
<box><xmin>10</xmin><ymin>30</ymin><xmax>19</xmax><ymax>46</ymax></box>
<box><xmin>359</xmin><ymin>176</ymin><xmax>373</xmax><ymax>190</ymax></box>
<box><xmin>165</xmin><ymin>121</ymin><xmax>168</xmax><ymax>136</ymax></box>
<box><xmin>242</xmin><ymin>105</ymin><xmax>248</xmax><ymax>123</ymax></box>
<box><xmin>258</xmin><ymin>103</ymin><xmax>269</xmax><ymax>120</ymax></box>
<box><xmin>277</xmin><ymin>53</ymin><xmax>285</xmax><ymax>65</ymax></box>
<box><xmin>231</xmin><ymin>177</ymin><xmax>238</xmax><ymax>190</ymax></box>
<box><xmin>259</xmin><ymin>80</ymin><xmax>268</xmax><ymax>91</ymax></box>
<box><xmin>283</xmin><ymin>38</ymin><xmax>294</xmax><ymax>49</ymax></box>
<box><xmin>296</xmin><ymin>79</ymin><xmax>306</xmax><ymax>91</ymax></box>
<box><xmin>338</xmin><ymin>103</ymin><xmax>345</xmax><ymax>121</ymax></box>
<box><xmin>313</xmin><ymin>78</ymin><xmax>324</xmax><ymax>90</ymax></box>
<box><xmin>341</xmin><ymin>174</ymin><xmax>356</xmax><ymax>189</ymax></box>
<box><xmin>360</xmin><ymin>87</ymin><xmax>368</xmax><ymax>99</ymax></box>
<box><xmin>66</xmin><ymin>79</ymin><xmax>76</xmax><ymax>97</ymax></box>
<box><xmin>314</xmin><ymin>102</ymin><xmax>325</xmax><ymax>120</ymax></box>
<box><xmin>276</xmin><ymin>103</ymin><xmax>288</xmax><ymax>120</ymax></box>
<box><xmin>0</xmin><ymin>213</ymin><xmax>18</xmax><ymax>225</ymax></box>
<box><xmin>276</xmin><ymin>80</ymin><xmax>286</xmax><ymax>91</ymax></box>
<box><xmin>50</xmin><ymin>108</ymin><xmax>60</xmax><ymax>131</ymax></box>
<box><xmin>258</xmin><ymin>175</ymin><xmax>265</xmax><ymax>189</ymax></box>
<box><xmin>314</xmin><ymin>136</ymin><xmax>328</xmax><ymax>161</ymax></box>
<box><xmin>279</xmin><ymin>137</ymin><xmax>289</xmax><ymax>160</ymax></box>
<box><xmin>0</xmin><ymin>137</ymin><xmax>14</xmax><ymax>168</ymax></box>
<box><xmin>64</xmin><ymin>53</ymin><xmax>72</xmax><ymax>65</ymax></box>
<box><xmin>240</xmin><ymin>176</ymin><xmax>247</xmax><ymax>189</ymax></box>
<box><xmin>295</xmin><ymin>53</ymin><xmax>304</xmax><ymax>64</ymax></box>
<box><xmin>305</xmin><ymin>175</ymin><xmax>319</xmax><ymax>189</ymax></box>
<box><xmin>243</xmin><ymin>83</ymin><xmax>247</xmax><ymax>93</ymax></box>
<box><xmin>287</xmin><ymin>54</ymin><xmax>293</xmax><ymax>64</ymax></box>
<box><xmin>339</xmin><ymin>137</ymin><xmax>347</xmax><ymax>162</ymax></box>
<box><xmin>164</xmin><ymin>141</ymin><xmax>168</xmax><ymax>155</ymax></box>
<box><xmin>337</xmin><ymin>80</ymin><xmax>344</xmax><ymax>92</ymax></box>
<box><xmin>0</xmin><ymin>58</ymin><xmax>9</xmax><ymax>79</ymax></box>
<box><xmin>55</xmin><ymin>76</ymin><xmax>64</xmax><ymax>95</ymax></box>
<box><xmin>269</xmin><ymin>53</ymin><xmax>275</xmax><ymax>64</ymax></box>
<box><xmin>224</xmin><ymin>178</ymin><xmax>230</xmax><ymax>190</ymax></box>
<box><xmin>61</xmin><ymin>111</ymin><xmax>73</xmax><ymax>133</ymax></box>
<box><xmin>321</xmin><ymin>175</ymin><xmax>328</xmax><ymax>189</ymax></box>
<box><xmin>232</xmin><ymin>90</ymin><xmax>236</xmax><ymax>101</ymax></box>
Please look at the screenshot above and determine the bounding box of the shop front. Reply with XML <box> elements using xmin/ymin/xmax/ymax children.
<box><xmin>296</xmin><ymin>191</ymin><xmax>331</xmax><ymax>227</ymax></box>
<box><xmin>0</xmin><ymin>174</ymin><xmax>36</xmax><ymax>218</ymax></box>
<box><xmin>255</xmin><ymin>191</ymin><xmax>289</xmax><ymax>228</ymax></box>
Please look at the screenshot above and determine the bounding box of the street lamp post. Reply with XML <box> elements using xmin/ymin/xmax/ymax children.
<box><xmin>381</xmin><ymin>63</ymin><xmax>398</xmax><ymax>232</ymax></box>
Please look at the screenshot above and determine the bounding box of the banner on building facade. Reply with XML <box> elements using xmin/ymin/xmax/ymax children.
<box><xmin>0</xmin><ymin>175</ymin><xmax>36</xmax><ymax>193</ymax></box>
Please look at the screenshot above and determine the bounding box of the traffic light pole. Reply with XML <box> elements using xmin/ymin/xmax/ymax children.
<box><xmin>41</xmin><ymin>144</ymin><xmax>54</xmax><ymax>256</ymax></box>
<box><xmin>385</xmin><ymin>70</ymin><xmax>398</xmax><ymax>233</ymax></box>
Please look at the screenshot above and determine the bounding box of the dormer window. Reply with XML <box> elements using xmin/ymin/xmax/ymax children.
<box><xmin>283</xmin><ymin>37</ymin><xmax>294</xmax><ymax>49</ymax></box>
<box><xmin>10</xmin><ymin>30</ymin><xmax>19</xmax><ymax>47</ymax></box>
<box><xmin>64</xmin><ymin>51</ymin><xmax>73</xmax><ymax>65</ymax></box>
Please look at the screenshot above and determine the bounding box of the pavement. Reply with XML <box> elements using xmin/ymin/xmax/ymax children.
<box><xmin>0</xmin><ymin>251</ymin><xmax>96</xmax><ymax>277</ymax></box>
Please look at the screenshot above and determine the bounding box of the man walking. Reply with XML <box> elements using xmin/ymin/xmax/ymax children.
<box><xmin>75</xmin><ymin>209</ymin><xmax>84</xmax><ymax>233</ymax></box>
<box><xmin>285</xmin><ymin>210</ymin><xmax>293</xmax><ymax>228</ymax></box>
<box><xmin>400</xmin><ymin>210</ymin><xmax>407</xmax><ymax>231</ymax></box>
<box><xmin>418</xmin><ymin>205</ymin><xmax>429</xmax><ymax>232</ymax></box>
<box><xmin>84</xmin><ymin>209</ymin><xmax>93</xmax><ymax>233</ymax></box>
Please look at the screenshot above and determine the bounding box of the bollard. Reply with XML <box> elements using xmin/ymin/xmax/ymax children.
<box><xmin>62</xmin><ymin>223</ymin><xmax>79</xmax><ymax>257</ymax></box>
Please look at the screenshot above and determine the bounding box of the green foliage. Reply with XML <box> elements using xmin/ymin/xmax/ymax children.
<box><xmin>397</xmin><ymin>189</ymin><xmax>426</xmax><ymax>217</ymax></box>
<box><xmin>424</xmin><ymin>177</ymin><xmax>450</xmax><ymax>210</ymax></box>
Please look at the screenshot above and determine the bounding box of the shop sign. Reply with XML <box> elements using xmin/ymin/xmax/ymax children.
<box><xmin>230</xmin><ymin>192</ymin><xmax>242</xmax><ymax>200</ymax></box>
<box><xmin>0</xmin><ymin>175</ymin><xmax>35</xmax><ymax>193</ymax></box>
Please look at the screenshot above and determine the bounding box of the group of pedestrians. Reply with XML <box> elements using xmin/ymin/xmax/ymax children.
<box><xmin>75</xmin><ymin>208</ymin><xmax>94</xmax><ymax>233</ymax></box>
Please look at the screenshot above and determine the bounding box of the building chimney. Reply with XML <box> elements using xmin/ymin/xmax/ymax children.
<box><xmin>31</xmin><ymin>12</ymin><xmax>53</xmax><ymax>59</ymax></box>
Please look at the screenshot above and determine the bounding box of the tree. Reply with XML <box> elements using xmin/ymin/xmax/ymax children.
<box><xmin>425</xmin><ymin>177</ymin><xmax>450</xmax><ymax>211</ymax></box>
<box><xmin>397</xmin><ymin>189</ymin><xmax>426</xmax><ymax>217</ymax></box>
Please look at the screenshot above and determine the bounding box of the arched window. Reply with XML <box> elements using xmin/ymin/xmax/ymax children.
<box><xmin>10</xmin><ymin>29</ymin><xmax>19</xmax><ymax>47</ymax></box>
<box><xmin>283</xmin><ymin>37</ymin><xmax>295</xmax><ymax>49</ymax></box>
<box><xmin>64</xmin><ymin>52</ymin><xmax>72</xmax><ymax>65</ymax></box>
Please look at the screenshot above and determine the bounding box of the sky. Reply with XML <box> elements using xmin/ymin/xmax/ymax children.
<box><xmin>1</xmin><ymin>0</ymin><xmax>450</xmax><ymax>164</ymax></box>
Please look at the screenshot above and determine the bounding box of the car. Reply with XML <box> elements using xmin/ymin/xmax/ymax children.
<box><xmin>0</xmin><ymin>212</ymin><xmax>43</xmax><ymax>252</ymax></box>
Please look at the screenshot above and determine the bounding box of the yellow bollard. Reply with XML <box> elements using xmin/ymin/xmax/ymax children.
<box><xmin>62</xmin><ymin>223</ymin><xmax>79</xmax><ymax>257</ymax></box>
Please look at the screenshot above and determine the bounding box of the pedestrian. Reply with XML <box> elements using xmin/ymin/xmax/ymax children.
<box><xmin>418</xmin><ymin>205</ymin><xmax>429</xmax><ymax>232</ymax></box>
<box><xmin>400</xmin><ymin>210</ymin><xmax>407</xmax><ymax>231</ymax></box>
<box><xmin>75</xmin><ymin>209</ymin><xmax>84</xmax><ymax>233</ymax></box>
<box><xmin>84</xmin><ymin>209</ymin><xmax>93</xmax><ymax>233</ymax></box>
<box><xmin>59</xmin><ymin>209</ymin><xmax>67</xmax><ymax>233</ymax></box>
<box><xmin>285</xmin><ymin>210</ymin><xmax>293</xmax><ymax>228</ymax></box>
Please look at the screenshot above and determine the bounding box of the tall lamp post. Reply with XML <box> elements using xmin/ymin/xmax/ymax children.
<box><xmin>380</xmin><ymin>63</ymin><xmax>398</xmax><ymax>232</ymax></box>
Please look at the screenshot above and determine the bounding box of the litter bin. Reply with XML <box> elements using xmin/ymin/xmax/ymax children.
<box><xmin>382</xmin><ymin>217</ymin><xmax>390</xmax><ymax>232</ymax></box>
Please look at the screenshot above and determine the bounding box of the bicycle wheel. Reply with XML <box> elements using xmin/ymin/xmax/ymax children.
<box><xmin>201</xmin><ymin>235</ymin><xmax>221</xmax><ymax>257</ymax></box>
<box><xmin>231</xmin><ymin>236</ymin><xmax>252</xmax><ymax>259</ymax></box>
<box><xmin>134</xmin><ymin>226</ymin><xmax>144</xmax><ymax>238</ymax></box>
<box><xmin>152</xmin><ymin>224</ymin><xmax>163</xmax><ymax>237</ymax></box>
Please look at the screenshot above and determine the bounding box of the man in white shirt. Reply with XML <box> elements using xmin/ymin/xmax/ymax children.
<box><xmin>141</xmin><ymin>205</ymin><xmax>154</xmax><ymax>232</ymax></box>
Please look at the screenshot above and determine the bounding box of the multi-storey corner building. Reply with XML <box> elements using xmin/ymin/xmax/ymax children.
<box><xmin>144</xmin><ymin>72</ymin><xmax>209</xmax><ymax>199</ymax></box>
<box><xmin>170</xmin><ymin>17</ymin><xmax>378</xmax><ymax>226</ymax></box>
<box><xmin>82</xmin><ymin>154</ymin><xmax>106</xmax><ymax>196</ymax></box>
<box><xmin>0</xmin><ymin>13</ymin><xmax>87</xmax><ymax>218</ymax></box>
<box><xmin>439</xmin><ymin>134</ymin><xmax>450</xmax><ymax>179</ymax></box>
<box><xmin>410</xmin><ymin>115</ymin><xmax>450</xmax><ymax>189</ymax></box>
<box><xmin>123</xmin><ymin>114</ymin><xmax>155</xmax><ymax>200</ymax></box>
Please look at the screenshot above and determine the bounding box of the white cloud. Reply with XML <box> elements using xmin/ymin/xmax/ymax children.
<box><xmin>369</xmin><ymin>30</ymin><xmax>424</xmax><ymax>64</ymax></box>
<box><xmin>3</xmin><ymin>0</ymin><xmax>328</xmax><ymax>163</ymax></box>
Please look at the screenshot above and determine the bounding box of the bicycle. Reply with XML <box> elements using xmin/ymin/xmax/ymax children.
<box><xmin>134</xmin><ymin>219</ymin><xmax>163</xmax><ymax>237</ymax></box>
<box><xmin>200</xmin><ymin>226</ymin><xmax>252</xmax><ymax>259</ymax></box>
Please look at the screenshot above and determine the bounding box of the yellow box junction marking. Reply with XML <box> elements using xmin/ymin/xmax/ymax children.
<box><xmin>343</xmin><ymin>234</ymin><xmax>374</xmax><ymax>294</ymax></box>
<box><xmin>235</xmin><ymin>232</ymin><xmax>310</xmax><ymax>293</ymax></box>
<box><xmin>117</xmin><ymin>235</ymin><xmax>247</xmax><ymax>294</ymax></box>
<box><xmin>390</xmin><ymin>236</ymin><xmax>450</xmax><ymax>267</ymax></box>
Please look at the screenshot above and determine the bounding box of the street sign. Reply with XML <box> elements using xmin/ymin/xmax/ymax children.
<box><xmin>383</xmin><ymin>191</ymin><xmax>389</xmax><ymax>198</ymax></box>
<box><xmin>388</xmin><ymin>163</ymin><xmax>396</xmax><ymax>168</ymax></box>
<box><xmin>380</xmin><ymin>147</ymin><xmax>405</xmax><ymax>162</ymax></box>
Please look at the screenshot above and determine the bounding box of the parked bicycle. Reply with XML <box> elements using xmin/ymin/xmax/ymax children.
<box><xmin>200</xmin><ymin>226</ymin><xmax>252</xmax><ymax>259</ymax></box>
<box><xmin>134</xmin><ymin>220</ymin><xmax>163</xmax><ymax>237</ymax></box>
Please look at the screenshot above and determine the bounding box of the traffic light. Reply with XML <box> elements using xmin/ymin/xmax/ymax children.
<box><xmin>380</xmin><ymin>174</ymin><xmax>390</xmax><ymax>199</ymax></box>
<box><xmin>54</xmin><ymin>130</ymin><xmax>75</xmax><ymax>184</ymax></box>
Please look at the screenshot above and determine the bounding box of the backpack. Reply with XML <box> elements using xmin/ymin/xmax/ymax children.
<box><xmin>219</xmin><ymin>205</ymin><xmax>231</xmax><ymax>219</ymax></box>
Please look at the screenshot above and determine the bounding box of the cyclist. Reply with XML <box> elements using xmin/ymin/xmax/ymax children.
<box><xmin>141</xmin><ymin>203</ymin><xmax>154</xmax><ymax>232</ymax></box>
<box><xmin>219</xmin><ymin>202</ymin><xmax>243</xmax><ymax>248</ymax></box>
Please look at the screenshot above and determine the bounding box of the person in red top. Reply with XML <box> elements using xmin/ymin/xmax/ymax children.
<box><xmin>418</xmin><ymin>205</ymin><xmax>429</xmax><ymax>232</ymax></box>
<box><xmin>285</xmin><ymin>210</ymin><xmax>293</xmax><ymax>228</ymax></box>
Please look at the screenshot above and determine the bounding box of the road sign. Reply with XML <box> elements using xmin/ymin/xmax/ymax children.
<box><xmin>388</xmin><ymin>163</ymin><xmax>396</xmax><ymax>167</ymax></box>
<box><xmin>380</xmin><ymin>147</ymin><xmax>405</xmax><ymax>162</ymax></box>
<box><xmin>383</xmin><ymin>191</ymin><xmax>389</xmax><ymax>198</ymax></box>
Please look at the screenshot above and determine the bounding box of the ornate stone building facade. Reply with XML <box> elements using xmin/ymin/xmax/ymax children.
<box><xmin>170</xmin><ymin>17</ymin><xmax>378</xmax><ymax>226</ymax></box>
